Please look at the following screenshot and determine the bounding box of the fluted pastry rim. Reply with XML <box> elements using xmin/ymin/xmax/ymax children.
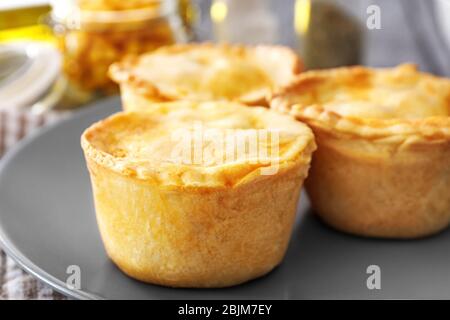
<box><xmin>109</xmin><ymin>43</ymin><xmax>303</xmax><ymax>106</ymax></box>
<box><xmin>271</xmin><ymin>64</ymin><xmax>450</xmax><ymax>147</ymax></box>
<box><xmin>81</xmin><ymin>101</ymin><xmax>316</xmax><ymax>190</ymax></box>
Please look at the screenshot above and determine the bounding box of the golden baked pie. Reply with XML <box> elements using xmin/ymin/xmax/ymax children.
<box><xmin>81</xmin><ymin>100</ymin><xmax>315</xmax><ymax>287</ymax></box>
<box><xmin>109</xmin><ymin>43</ymin><xmax>302</xmax><ymax>110</ymax></box>
<box><xmin>271</xmin><ymin>64</ymin><xmax>450</xmax><ymax>238</ymax></box>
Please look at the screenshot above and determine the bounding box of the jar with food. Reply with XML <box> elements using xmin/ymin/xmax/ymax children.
<box><xmin>49</xmin><ymin>0</ymin><xmax>190</xmax><ymax>95</ymax></box>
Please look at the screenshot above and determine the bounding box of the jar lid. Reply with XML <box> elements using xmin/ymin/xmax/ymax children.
<box><xmin>50</xmin><ymin>0</ymin><xmax>177</xmax><ymax>29</ymax></box>
<box><xmin>0</xmin><ymin>42</ymin><xmax>61</xmax><ymax>110</ymax></box>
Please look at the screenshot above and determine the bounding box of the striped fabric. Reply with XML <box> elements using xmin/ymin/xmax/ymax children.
<box><xmin>0</xmin><ymin>109</ymin><xmax>66</xmax><ymax>300</ymax></box>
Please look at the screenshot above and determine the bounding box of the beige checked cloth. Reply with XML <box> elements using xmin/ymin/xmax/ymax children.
<box><xmin>0</xmin><ymin>109</ymin><xmax>66</xmax><ymax>300</ymax></box>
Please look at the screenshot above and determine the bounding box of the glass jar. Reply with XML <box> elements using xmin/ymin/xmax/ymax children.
<box><xmin>207</xmin><ymin>0</ymin><xmax>362</xmax><ymax>70</ymax></box>
<box><xmin>294</xmin><ymin>0</ymin><xmax>362</xmax><ymax>69</ymax></box>
<box><xmin>49</xmin><ymin>0</ymin><xmax>189</xmax><ymax>95</ymax></box>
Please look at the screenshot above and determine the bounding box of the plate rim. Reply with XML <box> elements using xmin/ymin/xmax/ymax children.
<box><xmin>0</xmin><ymin>97</ymin><xmax>120</xmax><ymax>300</ymax></box>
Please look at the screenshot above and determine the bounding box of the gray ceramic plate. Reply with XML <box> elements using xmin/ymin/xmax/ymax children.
<box><xmin>0</xmin><ymin>97</ymin><xmax>450</xmax><ymax>300</ymax></box>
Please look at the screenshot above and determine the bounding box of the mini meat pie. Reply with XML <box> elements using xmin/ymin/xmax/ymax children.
<box><xmin>271</xmin><ymin>64</ymin><xmax>450</xmax><ymax>238</ymax></box>
<box><xmin>109</xmin><ymin>43</ymin><xmax>302</xmax><ymax>110</ymax></box>
<box><xmin>81</xmin><ymin>100</ymin><xmax>315</xmax><ymax>287</ymax></box>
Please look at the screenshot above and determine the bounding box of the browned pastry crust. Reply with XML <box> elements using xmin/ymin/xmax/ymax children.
<box><xmin>109</xmin><ymin>43</ymin><xmax>303</xmax><ymax>109</ymax></box>
<box><xmin>81</xmin><ymin>101</ymin><xmax>316</xmax><ymax>286</ymax></box>
<box><xmin>271</xmin><ymin>64</ymin><xmax>450</xmax><ymax>238</ymax></box>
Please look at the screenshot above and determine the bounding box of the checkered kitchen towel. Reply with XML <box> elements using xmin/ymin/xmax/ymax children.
<box><xmin>0</xmin><ymin>109</ymin><xmax>66</xmax><ymax>300</ymax></box>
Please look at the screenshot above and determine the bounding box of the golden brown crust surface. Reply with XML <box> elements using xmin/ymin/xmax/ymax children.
<box><xmin>271</xmin><ymin>64</ymin><xmax>450</xmax><ymax>145</ymax></box>
<box><xmin>82</xmin><ymin>100</ymin><xmax>315</xmax><ymax>190</ymax></box>
<box><xmin>110</xmin><ymin>43</ymin><xmax>303</xmax><ymax>108</ymax></box>
<box><xmin>271</xmin><ymin>64</ymin><xmax>450</xmax><ymax>238</ymax></box>
<box><xmin>81</xmin><ymin>100</ymin><xmax>315</xmax><ymax>287</ymax></box>
<box><xmin>89</xmin><ymin>159</ymin><xmax>307</xmax><ymax>287</ymax></box>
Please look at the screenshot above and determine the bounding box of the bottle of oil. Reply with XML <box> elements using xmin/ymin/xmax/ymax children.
<box><xmin>294</xmin><ymin>0</ymin><xmax>362</xmax><ymax>69</ymax></box>
<box><xmin>0</xmin><ymin>3</ymin><xmax>53</xmax><ymax>43</ymax></box>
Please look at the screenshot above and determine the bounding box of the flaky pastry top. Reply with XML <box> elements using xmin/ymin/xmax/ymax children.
<box><xmin>109</xmin><ymin>43</ymin><xmax>302</xmax><ymax>106</ymax></box>
<box><xmin>81</xmin><ymin>101</ymin><xmax>315</xmax><ymax>189</ymax></box>
<box><xmin>271</xmin><ymin>64</ymin><xmax>450</xmax><ymax>144</ymax></box>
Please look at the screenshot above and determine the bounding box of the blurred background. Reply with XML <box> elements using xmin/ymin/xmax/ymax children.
<box><xmin>0</xmin><ymin>0</ymin><xmax>448</xmax><ymax>113</ymax></box>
